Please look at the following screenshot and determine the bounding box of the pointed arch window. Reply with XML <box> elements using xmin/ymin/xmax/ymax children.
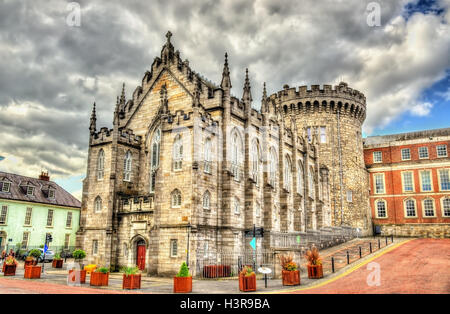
<box><xmin>171</xmin><ymin>189</ymin><xmax>182</xmax><ymax>208</ymax></box>
<box><xmin>269</xmin><ymin>147</ymin><xmax>277</xmax><ymax>187</ymax></box>
<box><xmin>173</xmin><ymin>134</ymin><xmax>183</xmax><ymax>170</ymax></box>
<box><xmin>251</xmin><ymin>140</ymin><xmax>260</xmax><ymax>186</ymax></box>
<box><xmin>124</xmin><ymin>150</ymin><xmax>132</xmax><ymax>182</ymax></box>
<box><xmin>150</xmin><ymin>127</ymin><xmax>161</xmax><ymax>193</ymax></box>
<box><xmin>284</xmin><ymin>155</ymin><xmax>292</xmax><ymax>191</ymax></box>
<box><xmin>233</xmin><ymin>197</ymin><xmax>240</xmax><ymax>214</ymax></box>
<box><xmin>231</xmin><ymin>130</ymin><xmax>242</xmax><ymax>181</ymax></box>
<box><xmin>308</xmin><ymin>167</ymin><xmax>315</xmax><ymax>198</ymax></box>
<box><xmin>203</xmin><ymin>191</ymin><xmax>211</xmax><ymax>210</ymax></box>
<box><xmin>297</xmin><ymin>160</ymin><xmax>304</xmax><ymax>195</ymax></box>
<box><xmin>97</xmin><ymin>149</ymin><xmax>105</xmax><ymax>181</ymax></box>
<box><xmin>94</xmin><ymin>196</ymin><xmax>102</xmax><ymax>213</ymax></box>
<box><xmin>204</xmin><ymin>138</ymin><xmax>212</xmax><ymax>173</ymax></box>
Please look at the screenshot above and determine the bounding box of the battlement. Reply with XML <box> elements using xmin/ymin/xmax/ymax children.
<box><xmin>118</xmin><ymin>128</ymin><xmax>142</xmax><ymax>146</ymax></box>
<box><xmin>270</xmin><ymin>82</ymin><xmax>366</xmax><ymax>106</ymax></box>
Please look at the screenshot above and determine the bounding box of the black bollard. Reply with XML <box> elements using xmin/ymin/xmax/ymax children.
<box><xmin>331</xmin><ymin>257</ymin><xmax>335</xmax><ymax>273</ymax></box>
<box><xmin>386</xmin><ymin>237</ymin><xmax>388</xmax><ymax>246</ymax></box>
<box><xmin>359</xmin><ymin>246</ymin><xmax>362</xmax><ymax>258</ymax></box>
<box><xmin>378</xmin><ymin>238</ymin><xmax>380</xmax><ymax>249</ymax></box>
<box><xmin>346</xmin><ymin>251</ymin><xmax>350</xmax><ymax>264</ymax></box>
<box><xmin>369</xmin><ymin>242</ymin><xmax>372</xmax><ymax>253</ymax></box>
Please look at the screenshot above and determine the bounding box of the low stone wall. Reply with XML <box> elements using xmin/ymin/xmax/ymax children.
<box><xmin>378</xmin><ymin>224</ymin><xmax>450</xmax><ymax>238</ymax></box>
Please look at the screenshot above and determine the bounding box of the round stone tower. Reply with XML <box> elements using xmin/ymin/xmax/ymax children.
<box><xmin>270</xmin><ymin>82</ymin><xmax>372</xmax><ymax>235</ymax></box>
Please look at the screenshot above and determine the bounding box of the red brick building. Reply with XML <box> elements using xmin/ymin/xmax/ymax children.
<box><xmin>364</xmin><ymin>128</ymin><xmax>450</xmax><ymax>237</ymax></box>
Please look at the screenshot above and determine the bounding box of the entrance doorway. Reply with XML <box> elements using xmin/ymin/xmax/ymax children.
<box><xmin>136</xmin><ymin>240</ymin><xmax>146</xmax><ymax>270</ymax></box>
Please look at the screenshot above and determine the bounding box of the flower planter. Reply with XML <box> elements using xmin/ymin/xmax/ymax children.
<box><xmin>2</xmin><ymin>264</ymin><xmax>17</xmax><ymax>276</ymax></box>
<box><xmin>122</xmin><ymin>274</ymin><xmax>141</xmax><ymax>290</ymax></box>
<box><xmin>282</xmin><ymin>270</ymin><xmax>300</xmax><ymax>286</ymax></box>
<box><xmin>173</xmin><ymin>276</ymin><xmax>192</xmax><ymax>293</ymax></box>
<box><xmin>239</xmin><ymin>274</ymin><xmax>256</xmax><ymax>292</ymax></box>
<box><xmin>307</xmin><ymin>264</ymin><xmax>323</xmax><ymax>279</ymax></box>
<box><xmin>24</xmin><ymin>266</ymin><xmax>41</xmax><ymax>279</ymax></box>
<box><xmin>24</xmin><ymin>260</ymin><xmax>38</xmax><ymax>268</ymax></box>
<box><xmin>68</xmin><ymin>269</ymin><xmax>87</xmax><ymax>284</ymax></box>
<box><xmin>90</xmin><ymin>272</ymin><xmax>109</xmax><ymax>286</ymax></box>
<box><xmin>52</xmin><ymin>259</ymin><xmax>64</xmax><ymax>268</ymax></box>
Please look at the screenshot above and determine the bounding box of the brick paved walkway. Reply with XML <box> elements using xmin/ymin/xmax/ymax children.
<box><xmin>286</xmin><ymin>238</ymin><xmax>450</xmax><ymax>294</ymax></box>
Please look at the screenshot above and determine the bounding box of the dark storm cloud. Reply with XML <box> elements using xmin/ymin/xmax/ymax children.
<box><xmin>0</xmin><ymin>0</ymin><xmax>449</xmax><ymax>180</ymax></box>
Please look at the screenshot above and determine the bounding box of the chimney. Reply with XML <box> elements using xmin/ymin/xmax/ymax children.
<box><xmin>39</xmin><ymin>171</ymin><xmax>50</xmax><ymax>181</ymax></box>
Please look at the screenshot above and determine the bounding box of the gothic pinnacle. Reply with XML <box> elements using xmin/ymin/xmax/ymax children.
<box><xmin>120</xmin><ymin>82</ymin><xmax>126</xmax><ymax>105</ymax></box>
<box><xmin>243</xmin><ymin>68</ymin><xmax>252</xmax><ymax>103</ymax></box>
<box><xmin>221</xmin><ymin>52</ymin><xmax>231</xmax><ymax>89</ymax></box>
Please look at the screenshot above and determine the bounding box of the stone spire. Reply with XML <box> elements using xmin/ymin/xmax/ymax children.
<box><xmin>261</xmin><ymin>82</ymin><xmax>268</xmax><ymax>113</ymax></box>
<box><xmin>120</xmin><ymin>83</ymin><xmax>126</xmax><ymax>105</ymax></box>
<box><xmin>220</xmin><ymin>52</ymin><xmax>232</xmax><ymax>90</ymax></box>
<box><xmin>162</xmin><ymin>31</ymin><xmax>174</xmax><ymax>64</ymax></box>
<box><xmin>89</xmin><ymin>102</ymin><xmax>96</xmax><ymax>135</ymax></box>
<box><xmin>242</xmin><ymin>68</ymin><xmax>252</xmax><ymax>103</ymax></box>
<box><xmin>114</xmin><ymin>96</ymin><xmax>120</xmax><ymax>126</ymax></box>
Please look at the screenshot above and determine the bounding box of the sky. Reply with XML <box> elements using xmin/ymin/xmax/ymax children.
<box><xmin>0</xmin><ymin>0</ymin><xmax>449</xmax><ymax>200</ymax></box>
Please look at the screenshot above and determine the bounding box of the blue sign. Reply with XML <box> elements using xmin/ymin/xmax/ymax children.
<box><xmin>249</xmin><ymin>237</ymin><xmax>256</xmax><ymax>250</ymax></box>
<box><xmin>44</xmin><ymin>244</ymin><xmax>48</xmax><ymax>253</ymax></box>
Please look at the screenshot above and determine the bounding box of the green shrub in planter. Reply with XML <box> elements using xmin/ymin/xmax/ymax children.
<box><xmin>96</xmin><ymin>267</ymin><xmax>109</xmax><ymax>274</ymax></box>
<box><xmin>176</xmin><ymin>262</ymin><xmax>191</xmax><ymax>277</ymax></box>
<box><xmin>28</xmin><ymin>249</ymin><xmax>41</xmax><ymax>260</ymax></box>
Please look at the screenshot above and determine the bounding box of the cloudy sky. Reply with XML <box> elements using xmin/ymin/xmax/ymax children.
<box><xmin>0</xmin><ymin>0</ymin><xmax>449</xmax><ymax>199</ymax></box>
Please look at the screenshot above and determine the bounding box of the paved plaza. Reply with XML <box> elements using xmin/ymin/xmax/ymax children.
<box><xmin>0</xmin><ymin>238</ymin><xmax>448</xmax><ymax>294</ymax></box>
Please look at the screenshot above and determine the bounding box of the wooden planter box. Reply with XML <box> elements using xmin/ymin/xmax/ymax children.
<box><xmin>173</xmin><ymin>276</ymin><xmax>192</xmax><ymax>293</ymax></box>
<box><xmin>90</xmin><ymin>272</ymin><xmax>109</xmax><ymax>286</ymax></box>
<box><xmin>52</xmin><ymin>259</ymin><xmax>64</xmax><ymax>268</ymax></box>
<box><xmin>203</xmin><ymin>265</ymin><xmax>232</xmax><ymax>278</ymax></box>
<box><xmin>239</xmin><ymin>274</ymin><xmax>256</xmax><ymax>292</ymax></box>
<box><xmin>282</xmin><ymin>270</ymin><xmax>300</xmax><ymax>286</ymax></box>
<box><xmin>122</xmin><ymin>274</ymin><xmax>141</xmax><ymax>290</ymax></box>
<box><xmin>2</xmin><ymin>264</ymin><xmax>17</xmax><ymax>276</ymax></box>
<box><xmin>68</xmin><ymin>269</ymin><xmax>87</xmax><ymax>284</ymax></box>
<box><xmin>24</xmin><ymin>266</ymin><xmax>41</xmax><ymax>279</ymax></box>
<box><xmin>24</xmin><ymin>260</ymin><xmax>37</xmax><ymax>268</ymax></box>
<box><xmin>307</xmin><ymin>264</ymin><xmax>323</xmax><ymax>279</ymax></box>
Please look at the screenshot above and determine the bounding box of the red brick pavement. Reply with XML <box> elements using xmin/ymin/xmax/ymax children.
<box><xmin>290</xmin><ymin>239</ymin><xmax>450</xmax><ymax>294</ymax></box>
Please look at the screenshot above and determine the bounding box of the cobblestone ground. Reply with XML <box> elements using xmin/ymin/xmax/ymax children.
<box><xmin>288</xmin><ymin>238</ymin><xmax>450</xmax><ymax>294</ymax></box>
<box><xmin>2</xmin><ymin>238</ymin><xmax>446</xmax><ymax>294</ymax></box>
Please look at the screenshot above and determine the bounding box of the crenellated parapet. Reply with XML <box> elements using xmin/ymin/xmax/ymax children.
<box><xmin>118</xmin><ymin>128</ymin><xmax>142</xmax><ymax>147</ymax></box>
<box><xmin>91</xmin><ymin>127</ymin><xmax>113</xmax><ymax>145</ymax></box>
<box><xmin>270</xmin><ymin>82</ymin><xmax>367</xmax><ymax>124</ymax></box>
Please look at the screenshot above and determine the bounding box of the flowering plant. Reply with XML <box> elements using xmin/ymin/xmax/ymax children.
<box><xmin>240</xmin><ymin>266</ymin><xmax>255</xmax><ymax>277</ymax></box>
<box><xmin>305</xmin><ymin>246</ymin><xmax>322</xmax><ymax>266</ymax></box>
<box><xmin>280</xmin><ymin>254</ymin><xmax>298</xmax><ymax>271</ymax></box>
<box><xmin>5</xmin><ymin>256</ymin><xmax>18</xmax><ymax>266</ymax></box>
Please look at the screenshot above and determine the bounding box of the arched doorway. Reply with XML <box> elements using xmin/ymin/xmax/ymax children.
<box><xmin>136</xmin><ymin>240</ymin><xmax>146</xmax><ymax>271</ymax></box>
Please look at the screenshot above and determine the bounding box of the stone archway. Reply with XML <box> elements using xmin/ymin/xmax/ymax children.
<box><xmin>129</xmin><ymin>235</ymin><xmax>149</xmax><ymax>270</ymax></box>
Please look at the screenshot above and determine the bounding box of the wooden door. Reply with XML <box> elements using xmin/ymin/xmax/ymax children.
<box><xmin>137</xmin><ymin>244</ymin><xmax>146</xmax><ymax>270</ymax></box>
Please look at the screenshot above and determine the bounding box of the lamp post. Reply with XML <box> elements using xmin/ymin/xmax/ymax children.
<box><xmin>186</xmin><ymin>222</ymin><xmax>191</xmax><ymax>267</ymax></box>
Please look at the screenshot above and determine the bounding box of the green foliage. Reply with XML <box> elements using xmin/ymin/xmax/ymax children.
<box><xmin>176</xmin><ymin>262</ymin><xmax>191</xmax><ymax>277</ymax></box>
<box><xmin>122</xmin><ymin>266</ymin><xmax>139</xmax><ymax>276</ymax></box>
<box><xmin>54</xmin><ymin>252</ymin><xmax>61</xmax><ymax>260</ymax></box>
<box><xmin>72</xmin><ymin>249</ymin><xmax>86</xmax><ymax>261</ymax></box>
<box><xmin>96</xmin><ymin>267</ymin><xmax>109</xmax><ymax>274</ymax></box>
<box><xmin>240</xmin><ymin>266</ymin><xmax>255</xmax><ymax>277</ymax></box>
<box><xmin>28</xmin><ymin>249</ymin><xmax>41</xmax><ymax>259</ymax></box>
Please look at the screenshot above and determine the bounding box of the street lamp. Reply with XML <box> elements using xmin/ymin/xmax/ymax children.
<box><xmin>186</xmin><ymin>222</ymin><xmax>191</xmax><ymax>267</ymax></box>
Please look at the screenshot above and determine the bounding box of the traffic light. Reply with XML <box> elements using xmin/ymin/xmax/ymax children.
<box><xmin>46</xmin><ymin>234</ymin><xmax>53</xmax><ymax>243</ymax></box>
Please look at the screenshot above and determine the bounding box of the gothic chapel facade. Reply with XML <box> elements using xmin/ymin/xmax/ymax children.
<box><xmin>77</xmin><ymin>32</ymin><xmax>370</xmax><ymax>275</ymax></box>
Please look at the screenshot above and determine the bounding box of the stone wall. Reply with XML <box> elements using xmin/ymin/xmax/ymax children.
<box><xmin>378</xmin><ymin>223</ymin><xmax>450</xmax><ymax>238</ymax></box>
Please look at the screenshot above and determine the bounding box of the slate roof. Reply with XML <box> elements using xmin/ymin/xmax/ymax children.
<box><xmin>0</xmin><ymin>171</ymin><xmax>81</xmax><ymax>209</ymax></box>
<box><xmin>364</xmin><ymin>127</ymin><xmax>450</xmax><ymax>146</ymax></box>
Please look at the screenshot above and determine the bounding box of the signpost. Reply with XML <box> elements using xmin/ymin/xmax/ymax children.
<box><xmin>258</xmin><ymin>267</ymin><xmax>272</xmax><ymax>288</ymax></box>
<box><xmin>42</xmin><ymin>234</ymin><xmax>52</xmax><ymax>273</ymax></box>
